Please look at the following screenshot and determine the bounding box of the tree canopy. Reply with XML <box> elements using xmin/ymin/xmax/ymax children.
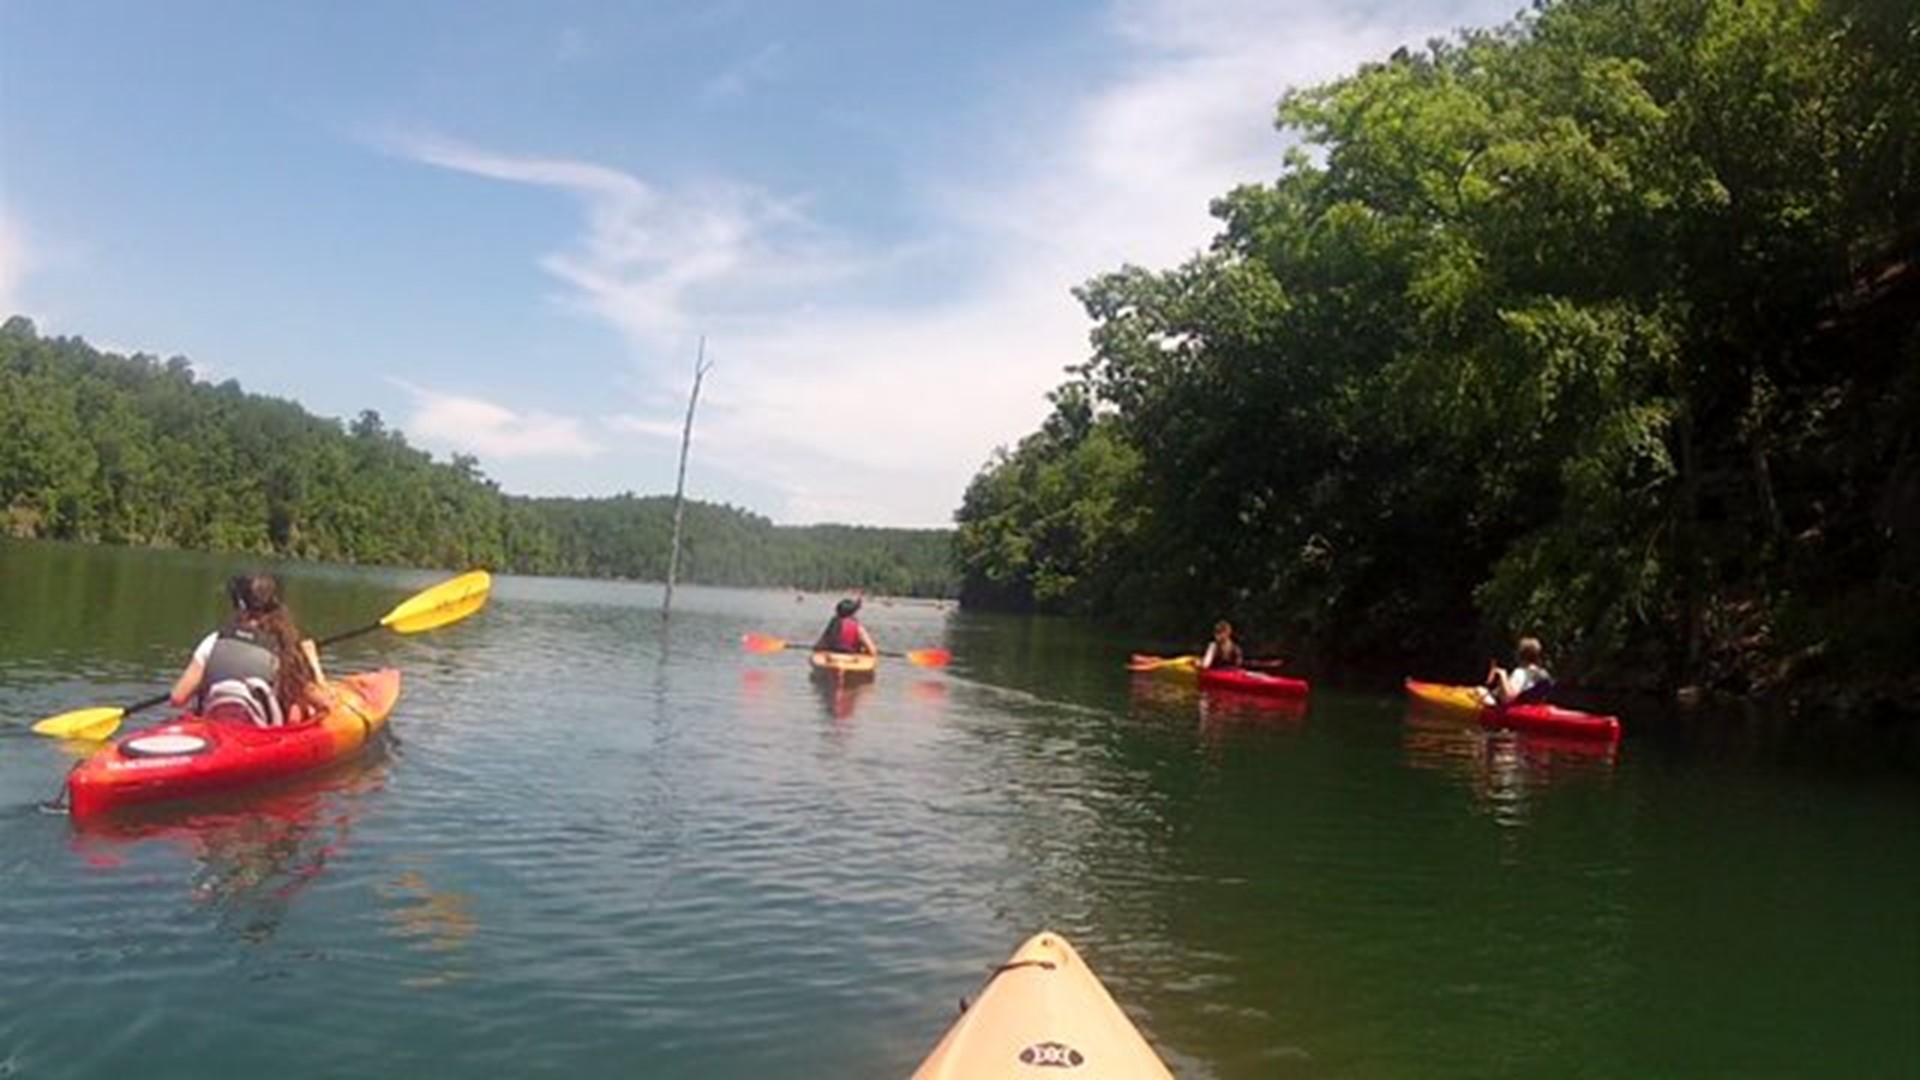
<box><xmin>0</xmin><ymin>316</ymin><xmax>955</xmax><ymax>597</ymax></box>
<box><xmin>956</xmin><ymin>0</ymin><xmax>1917</xmax><ymax>703</ymax></box>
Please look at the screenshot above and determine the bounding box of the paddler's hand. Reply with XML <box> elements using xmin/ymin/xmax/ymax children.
<box><xmin>301</xmin><ymin>638</ymin><xmax>329</xmax><ymax>685</ymax></box>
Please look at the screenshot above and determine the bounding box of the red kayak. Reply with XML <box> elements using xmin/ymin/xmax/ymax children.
<box><xmin>1404</xmin><ymin>679</ymin><xmax>1620</xmax><ymax>743</ymax></box>
<box><xmin>1489</xmin><ymin>700</ymin><xmax>1621</xmax><ymax>742</ymax></box>
<box><xmin>1197</xmin><ymin>667</ymin><xmax>1310</xmax><ymax>698</ymax></box>
<box><xmin>67</xmin><ymin>670</ymin><xmax>401</xmax><ymax>819</ymax></box>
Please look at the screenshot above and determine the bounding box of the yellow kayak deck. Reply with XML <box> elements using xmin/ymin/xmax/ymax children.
<box><xmin>912</xmin><ymin>931</ymin><xmax>1173</xmax><ymax>1079</ymax></box>
<box><xmin>810</xmin><ymin>650</ymin><xmax>879</xmax><ymax>679</ymax></box>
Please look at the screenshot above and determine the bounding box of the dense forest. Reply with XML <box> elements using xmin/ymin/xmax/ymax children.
<box><xmin>0</xmin><ymin>317</ymin><xmax>955</xmax><ymax>597</ymax></box>
<box><xmin>956</xmin><ymin>0</ymin><xmax>1917</xmax><ymax>709</ymax></box>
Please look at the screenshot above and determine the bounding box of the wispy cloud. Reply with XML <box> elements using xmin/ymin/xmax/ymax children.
<box><xmin>604</xmin><ymin>412</ymin><xmax>684</xmax><ymax>440</ymax></box>
<box><xmin>382</xmin><ymin>0</ymin><xmax>1518</xmax><ymax>524</ymax></box>
<box><xmin>395</xmin><ymin>379</ymin><xmax>604</xmax><ymax>460</ymax></box>
<box><xmin>384</xmin><ymin>131</ymin><xmax>872</xmax><ymax>348</ymax></box>
<box><xmin>948</xmin><ymin>0</ymin><xmax>1512</xmax><ymax>282</ymax></box>
<box><xmin>701</xmin><ymin>42</ymin><xmax>786</xmax><ymax>103</ymax></box>
<box><xmin>703</xmin><ymin>0</ymin><xmax>1521</xmax><ymax>524</ymax></box>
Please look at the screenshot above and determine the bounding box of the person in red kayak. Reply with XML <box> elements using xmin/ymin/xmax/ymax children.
<box><xmin>815</xmin><ymin>596</ymin><xmax>879</xmax><ymax>655</ymax></box>
<box><xmin>169</xmin><ymin>574</ymin><xmax>328</xmax><ymax>727</ymax></box>
<box><xmin>1200</xmin><ymin>620</ymin><xmax>1244</xmax><ymax>670</ymax></box>
<box><xmin>1484</xmin><ymin>636</ymin><xmax>1554</xmax><ymax>706</ymax></box>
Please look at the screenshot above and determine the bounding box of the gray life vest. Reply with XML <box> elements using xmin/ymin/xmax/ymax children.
<box><xmin>198</xmin><ymin>624</ymin><xmax>285</xmax><ymax>726</ymax></box>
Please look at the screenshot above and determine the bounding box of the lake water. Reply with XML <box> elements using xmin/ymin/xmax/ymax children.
<box><xmin>1</xmin><ymin>541</ymin><xmax>1915</xmax><ymax>1077</ymax></box>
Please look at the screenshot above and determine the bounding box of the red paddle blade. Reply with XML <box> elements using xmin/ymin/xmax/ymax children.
<box><xmin>904</xmin><ymin>648</ymin><xmax>952</xmax><ymax>668</ymax></box>
<box><xmin>742</xmin><ymin>632</ymin><xmax>791</xmax><ymax>654</ymax></box>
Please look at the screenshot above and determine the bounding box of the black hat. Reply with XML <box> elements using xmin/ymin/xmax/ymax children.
<box><xmin>835</xmin><ymin>598</ymin><xmax>861</xmax><ymax>617</ymax></box>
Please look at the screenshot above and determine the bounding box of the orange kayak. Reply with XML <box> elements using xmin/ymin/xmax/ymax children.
<box><xmin>1402</xmin><ymin>678</ymin><xmax>1486</xmax><ymax>719</ymax></box>
<box><xmin>67</xmin><ymin>670</ymin><xmax>401</xmax><ymax>819</ymax></box>
<box><xmin>810</xmin><ymin>650</ymin><xmax>878</xmax><ymax>681</ymax></box>
<box><xmin>1404</xmin><ymin>678</ymin><xmax>1622</xmax><ymax>742</ymax></box>
<box><xmin>912</xmin><ymin>931</ymin><xmax>1173</xmax><ymax>1079</ymax></box>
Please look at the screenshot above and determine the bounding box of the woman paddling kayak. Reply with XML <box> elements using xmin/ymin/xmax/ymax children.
<box><xmin>169</xmin><ymin>574</ymin><xmax>329</xmax><ymax>727</ymax></box>
<box><xmin>814</xmin><ymin>596</ymin><xmax>879</xmax><ymax>656</ymax></box>
<box><xmin>1200</xmin><ymin>620</ymin><xmax>1244</xmax><ymax>670</ymax></box>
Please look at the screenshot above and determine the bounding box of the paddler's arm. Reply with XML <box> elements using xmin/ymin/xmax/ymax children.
<box><xmin>1485</xmin><ymin>662</ymin><xmax>1518</xmax><ymax>704</ymax></box>
<box><xmin>169</xmin><ymin>657</ymin><xmax>206</xmax><ymax>707</ymax></box>
<box><xmin>169</xmin><ymin>632</ymin><xmax>218</xmax><ymax>706</ymax></box>
<box><xmin>301</xmin><ymin>638</ymin><xmax>328</xmax><ymax>686</ymax></box>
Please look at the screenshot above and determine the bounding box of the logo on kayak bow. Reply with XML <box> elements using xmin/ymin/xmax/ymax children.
<box><xmin>1018</xmin><ymin>1041</ymin><xmax>1085</xmax><ymax>1068</ymax></box>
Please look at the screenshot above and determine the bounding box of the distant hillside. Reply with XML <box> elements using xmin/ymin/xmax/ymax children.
<box><xmin>0</xmin><ymin>317</ymin><xmax>955</xmax><ymax>596</ymax></box>
<box><xmin>515</xmin><ymin>494</ymin><xmax>954</xmax><ymax>595</ymax></box>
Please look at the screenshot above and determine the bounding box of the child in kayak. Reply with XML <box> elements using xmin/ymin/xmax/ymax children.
<box><xmin>169</xmin><ymin>574</ymin><xmax>328</xmax><ymax>727</ymax></box>
<box><xmin>1200</xmin><ymin>620</ymin><xmax>1244</xmax><ymax>670</ymax></box>
<box><xmin>1484</xmin><ymin>636</ymin><xmax>1553</xmax><ymax>706</ymax></box>
<box><xmin>815</xmin><ymin>597</ymin><xmax>879</xmax><ymax>655</ymax></box>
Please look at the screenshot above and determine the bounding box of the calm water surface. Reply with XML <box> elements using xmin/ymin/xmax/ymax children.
<box><xmin>1</xmin><ymin>541</ymin><xmax>1915</xmax><ymax>1077</ymax></box>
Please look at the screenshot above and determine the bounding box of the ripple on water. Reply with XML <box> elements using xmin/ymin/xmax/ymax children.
<box><xmin>4</xmin><ymin>559</ymin><xmax>1916</xmax><ymax>1079</ymax></box>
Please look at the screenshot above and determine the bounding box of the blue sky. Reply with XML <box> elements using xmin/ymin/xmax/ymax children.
<box><xmin>1</xmin><ymin>0</ymin><xmax>1520</xmax><ymax>526</ymax></box>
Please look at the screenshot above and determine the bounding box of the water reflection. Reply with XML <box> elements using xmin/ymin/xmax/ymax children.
<box><xmin>1402</xmin><ymin>709</ymin><xmax>1617</xmax><ymax>825</ymax></box>
<box><xmin>1129</xmin><ymin>672</ymin><xmax>1309</xmax><ymax>733</ymax></box>
<box><xmin>69</xmin><ymin>757</ymin><xmax>390</xmax><ymax>943</ymax></box>
<box><xmin>1126</xmin><ymin>672</ymin><xmax>1197</xmax><ymax>712</ymax></box>
<box><xmin>15</xmin><ymin>543</ymin><xmax>1909</xmax><ymax>1078</ymax></box>
<box><xmin>739</xmin><ymin>663</ymin><xmax>949</xmax><ymax>724</ymax></box>
<box><xmin>1196</xmin><ymin>689</ymin><xmax>1309</xmax><ymax>730</ymax></box>
<box><xmin>738</xmin><ymin>666</ymin><xmax>777</xmax><ymax>701</ymax></box>
<box><xmin>378</xmin><ymin>862</ymin><xmax>477</xmax><ymax>989</ymax></box>
<box><xmin>905</xmin><ymin>677</ymin><xmax>951</xmax><ymax>711</ymax></box>
<box><xmin>810</xmin><ymin>670</ymin><xmax>875</xmax><ymax>721</ymax></box>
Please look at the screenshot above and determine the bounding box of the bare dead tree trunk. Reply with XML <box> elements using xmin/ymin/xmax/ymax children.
<box><xmin>663</xmin><ymin>338</ymin><xmax>712</xmax><ymax>623</ymax></box>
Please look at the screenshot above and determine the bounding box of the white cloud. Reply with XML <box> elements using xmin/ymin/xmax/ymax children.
<box><xmin>604</xmin><ymin>413</ymin><xmax>684</xmax><ymax>440</ymax></box>
<box><xmin>395</xmin><ymin>380</ymin><xmax>604</xmax><ymax>460</ymax></box>
<box><xmin>386</xmin><ymin>0</ymin><xmax>1520</xmax><ymax>525</ymax></box>
<box><xmin>712</xmin><ymin>0</ymin><xmax>1520</xmax><ymax>525</ymax></box>
<box><xmin>385</xmin><ymin>131</ymin><xmax>873</xmax><ymax>348</ymax></box>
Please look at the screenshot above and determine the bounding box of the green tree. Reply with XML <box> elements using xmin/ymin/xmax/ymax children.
<box><xmin>956</xmin><ymin>0</ymin><xmax>1919</xmax><ymax>702</ymax></box>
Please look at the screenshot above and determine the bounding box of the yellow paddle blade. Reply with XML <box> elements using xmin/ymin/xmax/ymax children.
<box><xmin>903</xmin><ymin>648</ymin><xmax>952</xmax><ymax>668</ymax></box>
<box><xmin>380</xmin><ymin>570</ymin><xmax>493</xmax><ymax>635</ymax></box>
<box><xmin>33</xmin><ymin>573</ymin><xmax>486</xmax><ymax>742</ymax></box>
<box><xmin>742</xmin><ymin>632</ymin><xmax>791</xmax><ymax>654</ymax></box>
<box><xmin>31</xmin><ymin>706</ymin><xmax>128</xmax><ymax>741</ymax></box>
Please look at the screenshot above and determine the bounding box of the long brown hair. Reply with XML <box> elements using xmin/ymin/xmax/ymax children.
<box><xmin>228</xmin><ymin>574</ymin><xmax>315</xmax><ymax>708</ymax></box>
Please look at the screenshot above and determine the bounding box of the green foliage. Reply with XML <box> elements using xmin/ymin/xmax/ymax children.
<box><xmin>955</xmin><ymin>385</ymin><xmax>1144</xmax><ymax>613</ymax></box>
<box><xmin>0</xmin><ymin>319</ymin><xmax>955</xmax><ymax>596</ymax></box>
<box><xmin>518</xmin><ymin>493</ymin><xmax>953</xmax><ymax>595</ymax></box>
<box><xmin>956</xmin><ymin>0</ymin><xmax>1919</xmax><ymax>697</ymax></box>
